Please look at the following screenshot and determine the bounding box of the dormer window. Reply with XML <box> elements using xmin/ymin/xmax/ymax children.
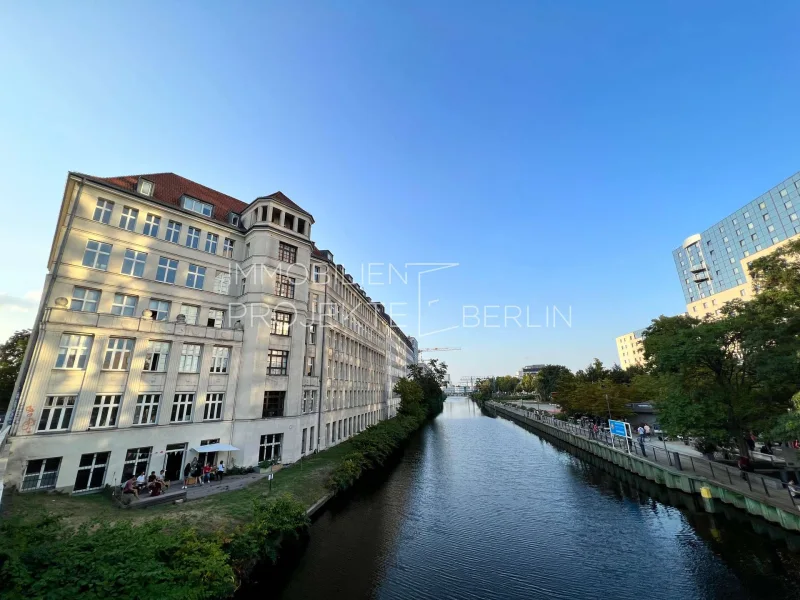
<box><xmin>228</xmin><ymin>212</ymin><xmax>240</xmax><ymax>227</ymax></box>
<box><xmin>137</xmin><ymin>178</ymin><xmax>154</xmax><ymax>196</ymax></box>
<box><xmin>284</xmin><ymin>213</ymin><xmax>295</xmax><ymax>230</ymax></box>
<box><xmin>297</xmin><ymin>218</ymin><xmax>306</xmax><ymax>235</ymax></box>
<box><xmin>181</xmin><ymin>195</ymin><xmax>213</xmax><ymax>217</ymax></box>
<box><xmin>271</xmin><ymin>208</ymin><xmax>281</xmax><ymax>224</ymax></box>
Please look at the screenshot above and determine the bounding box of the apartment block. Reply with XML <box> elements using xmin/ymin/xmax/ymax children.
<box><xmin>615</xmin><ymin>329</ymin><xmax>646</xmax><ymax>368</ymax></box>
<box><xmin>1</xmin><ymin>172</ymin><xmax>416</xmax><ymax>494</ymax></box>
<box><xmin>673</xmin><ymin>171</ymin><xmax>800</xmax><ymax>318</ymax></box>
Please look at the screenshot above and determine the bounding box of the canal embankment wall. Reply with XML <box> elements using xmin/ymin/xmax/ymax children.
<box><xmin>489</xmin><ymin>402</ymin><xmax>800</xmax><ymax>533</ymax></box>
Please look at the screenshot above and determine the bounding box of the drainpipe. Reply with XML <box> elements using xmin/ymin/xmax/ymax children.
<box><xmin>314</xmin><ymin>274</ymin><xmax>329</xmax><ymax>450</ymax></box>
<box><xmin>8</xmin><ymin>176</ymin><xmax>85</xmax><ymax>435</ymax></box>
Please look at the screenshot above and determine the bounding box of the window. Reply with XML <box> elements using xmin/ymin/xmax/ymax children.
<box><xmin>298</xmin><ymin>218</ymin><xmax>306</xmax><ymax>235</ymax></box>
<box><xmin>55</xmin><ymin>334</ymin><xmax>92</xmax><ymax>369</ymax></box>
<box><xmin>744</xmin><ymin>211</ymin><xmax>750</xmax><ymax>218</ymax></box>
<box><xmin>21</xmin><ymin>457</ymin><xmax>61</xmax><ymax>491</ymax></box>
<box><xmin>308</xmin><ymin>324</ymin><xmax>317</xmax><ymax>344</ymax></box>
<box><xmin>93</xmin><ymin>198</ymin><xmax>113</xmax><ymax>224</ymax></box>
<box><xmin>204</xmin><ymin>393</ymin><xmax>224</xmax><ymax>420</ymax></box>
<box><xmin>313</xmin><ymin>265</ymin><xmax>322</xmax><ymax>283</ymax></box>
<box><xmin>278</xmin><ymin>242</ymin><xmax>297</xmax><ymax>263</ymax></box>
<box><xmin>121</xmin><ymin>249</ymin><xmax>147</xmax><ymax>277</ymax></box>
<box><xmin>89</xmin><ymin>395</ymin><xmax>121</xmax><ymax>428</ymax></box>
<box><xmin>133</xmin><ymin>394</ymin><xmax>160</xmax><ymax>425</ymax></box>
<box><xmin>245</xmin><ymin>243</ymin><xmax>251</xmax><ymax>258</ymax></box>
<box><xmin>119</xmin><ymin>206</ymin><xmax>139</xmax><ymax>231</ymax></box>
<box><xmin>751</xmin><ymin>233</ymin><xmax>758</xmax><ymax>241</ymax></box>
<box><xmin>785</xmin><ymin>200</ymin><xmax>793</xmax><ymax>209</ymax></box>
<box><xmin>186</xmin><ymin>226</ymin><xmax>201</xmax><ymax>249</ymax></box>
<box><xmin>223</xmin><ymin>238</ymin><xmax>235</xmax><ymax>258</ymax></box>
<box><xmin>275</xmin><ymin>274</ymin><xmax>295</xmax><ymax>299</ymax></box>
<box><xmin>763</xmin><ymin>213</ymin><xmax>770</xmax><ymax>221</ymax></box>
<box><xmin>82</xmin><ymin>240</ymin><xmax>112</xmax><ymax>270</ymax></box>
<box><xmin>156</xmin><ymin>256</ymin><xmax>178</xmax><ymax>283</ymax></box>
<box><xmin>210</xmin><ymin>346</ymin><xmax>230</xmax><ymax>373</ymax></box>
<box><xmin>732</xmin><ymin>218</ymin><xmax>738</xmax><ymax>225</ymax></box>
<box><xmin>171</xmin><ymin>393</ymin><xmax>194</xmax><ymax>423</ymax></box>
<box><xmin>148</xmin><ymin>299</ymin><xmax>171</xmax><ymax>321</ymax></box>
<box><xmin>166</xmin><ymin>220</ymin><xmax>182</xmax><ymax>243</ymax></box>
<box><xmin>70</xmin><ymin>287</ymin><xmax>100</xmax><ymax>312</ymax></box>
<box><xmin>143</xmin><ymin>214</ymin><xmax>161</xmax><ymax>237</ymax></box>
<box><xmin>179</xmin><ymin>344</ymin><xmax>202</xmax><ymax>372</ymax></box>
<box><xmin>205</xmin><ymin>232</ymin><xmax>218</xmax><ymax>254</ymax></box>
<box><xmin>186</xmin><ymin>264</ymin><xmax>206</xmax><ymax>289</ymax></box>
<box><xmin>229</xmin><ymin>213</ymin><xmax>240</xmax><ymax>227</ymax></box>
<box><xmin>271</xmin><ymin>208</ymin><xmax>281</xmax><ymax>224</ymax></box>
<box><xmin>143</xmin><ymin>341</ymin><xmax>170</xmax><ymax>372</ymax></box>
<box><xmin>759</xmin><ymin>201</ymin><xmax>767</xmax><ymax>209</ymax></box>
<box><xmin>791</xmin><ymin>213</ymin><xmax>798</xmax><ymax>222</ymax></box>
<box><xmin>241</xmin><ymin>277</ymin><xmax>247</xmax><ymax>295</ymax></box>
<box><xmin>111</xmin><ymin>293</ymin><xmax>138</xmax><ymax>317</ymax></box>
<box><xmin>37</xmin><ymin>396</ymin><xmax>76</xmax><ymax>431</ymax></box>
<box><xmin>259</xmin><ymin>433</ymin><xmax>282</xmax><ymax>462</ymax></box>
<box><xmin>182</xmin><ymin>196</ymin><xmax>213</xmax><ymax>217</ymax></box>
<box><xmin>139</xmin><ymin>179</ymin><xmax>154</xmax><ymax>196</ymax></box>
<box><xmin>740</xmin><ymin>289</ymin><xmax>746</xmax><ymax>297</ymax></box>
<box><xmin>207</xmin><ymin>308</ymin><xmax>225</xmax><ymax>328</ymax></box>
<box><xmin>284</xmin><ymin>214</ymin><xmax>295</xmax><ymax>230</ymax></box>
<box><xmin>122</xmin><ymin>447</ymin><xmax>151</xmax><ymax>482</ymax></box>
<box><xmin>267</xmin><ymin>350</ymin><xmax>289</xmax><ymax>375</ymax></box>
<box><xmin>271</xmin><ymin>311</ymin><xmax>292</xmax><ymax>336</ymax></box>
<box><xmin>780</xmin><ymin>189</ymin><xmax>788</xmax><ymax>197</ymax></box>
<box><xmin>180</xmin><ymin>304</ymin><xmax>199</xmax><ymax>324</ymax></box>
<box><xmin>311</xmin><ymin>293</ymin><xmax>319</xmax><ymax>313</ymax></box>
<box><xmin>768</xmin><ymin>224</ymin><xmax>775</xmax><ymax>233</ymax></box>
<box><xmin>103</xmin><ymin>338</ymin><xmax>134</xmax><ymax>370</ymax></box>
<box><xmin>748</xmin><ymin>223</ymin><xmax>754</xmax><ymax>229</ymax></box>
<box><xmin>262</xmin><ymin>391</ymin><xmax>286</xmax><ymax>417</ymax></box>
<box><xmin>73</xmin><ymin>452</ymin><xmax>110</xmax><ymax>493</ymax></box>
<box><xmin>306</xmin><ymin>356</ymin><xmax>315</xmax><ymax>376</ymax></box>
<box><xmin>214</xmin><ymin>272</ymin><xmax>230</xmax><ymax>294</ymax></box>
<box><xmin>773</xmin><ymin>236</ymin><xmax>780</xmax><ymax>244</ymax></box>
<box><xmin>301</xmin><ymin>428</ymin><xmax>307</xmax><ymax>454</ymax></box>
<box><xmin>302</xmin><ymin>389</ymin><xmax>316</xmax><ymax>413</ymax></box>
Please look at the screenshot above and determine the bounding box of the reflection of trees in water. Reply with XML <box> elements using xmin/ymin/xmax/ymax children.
<box><xmin>527</xmin><ymin>421</ymin><xmax>800</xmax><ymax>596</ymax></box>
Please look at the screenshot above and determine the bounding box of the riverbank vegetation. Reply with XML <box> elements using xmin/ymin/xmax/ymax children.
<box><xmin>0</xmin><ymin>360</ymin><xmax>448</xmax><ymax>599</ymax></box>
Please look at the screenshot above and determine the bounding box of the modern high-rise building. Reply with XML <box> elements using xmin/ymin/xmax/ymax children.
<box><xmin>615</xmin><ymin>329</ymin><xmax>646</xmax><ymax>368</ymax></box>
<box><xmin>517</xmin><ymin>364</ymin><xmax>545</xmax><ymax>378</ymax></box>
<box><xmin>673</xmin><ymin>171</ymin><xmax>800</xmax><ymax>318</ymax></box>
<box><xmin>0</xmin><ymin>171</ymin><xmax>415</xmax><ymax>494</ymax></box>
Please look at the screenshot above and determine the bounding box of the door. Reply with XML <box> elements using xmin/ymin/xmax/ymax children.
<box><xmin>198</xmin><ymin>438</ymin><xmax>220</xmax><ymax>470</ymax></box>
<box><xmin>163</xmin><ymin>443</ymin><xmax>186</xmax><ymax>482</ymax></box>
<box><xmin>73</xmin><ymin>452</ymin><xmax>109</xmax><ymax>493</ymax></box>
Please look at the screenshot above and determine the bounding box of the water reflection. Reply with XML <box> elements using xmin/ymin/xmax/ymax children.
<box><xmin>260</xmin><ymin>397</ymin><xmax>800</xmax><ymax>600</ymax></box>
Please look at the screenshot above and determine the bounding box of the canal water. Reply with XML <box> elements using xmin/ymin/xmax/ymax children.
<box><xmin>271</xmin><ymin>397</ymin><xmax>800</xmax><ymax>599</ymax></box>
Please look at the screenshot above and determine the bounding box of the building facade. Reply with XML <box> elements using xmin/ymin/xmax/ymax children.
<box><xmin>1</xmin><ymin>172</ymin><xmax>415</xmax><ymax>494</ymax></box>
<box><xmin>517</xmin><ymin>364</ymin><xmax>546</xmax><ymax>378</ymax></box>
<box><xmin>673</xmin><ymin>171</ymin><xmax>800</xmax><ymax>318</ymax></box>
<box><xmin>615</xmin><ymin>329</ymin><xmax>646</xmax><ymax>368</ymax></box>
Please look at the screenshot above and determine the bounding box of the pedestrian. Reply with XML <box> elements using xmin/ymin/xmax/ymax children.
<box><xmin>182</xmin><ymin>462</ymin><xmax>191</xmax><ymax>489</ymax></box>
<box><xmin>637</xmin><ymin>425</ymin><xmax>646</xmax><ymax>454</ymax></box>
<box><xmin>644</xmin><ymin>423</ymin><xmax>651</xmax><ymax>439</ymax></box>
<box><xmin>217</xmin><ymin>460</ymin><xmax>225</xmax><ymax>483</ymax></box>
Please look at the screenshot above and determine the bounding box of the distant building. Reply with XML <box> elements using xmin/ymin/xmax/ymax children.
<box><xmin>615</xmin><ymin>329</ymin><xmax>646</xmax><ymax>368</ymax></box>
<box><xmin>517</xmin><ymin>364</ymin><xmax>545</xmax><ymax>378</ymax></box>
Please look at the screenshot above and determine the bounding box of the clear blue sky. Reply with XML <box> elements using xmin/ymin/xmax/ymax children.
<box><xmin>2</xmin><ymin>2</ymin><xmax>800</xmax><ymax>382</ymax></box>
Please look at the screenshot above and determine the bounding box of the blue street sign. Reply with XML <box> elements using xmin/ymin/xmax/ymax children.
<box><xmin>609</xmin><ymin>420</ymin><xmax>627</xmax><ymax>437</ymax></box>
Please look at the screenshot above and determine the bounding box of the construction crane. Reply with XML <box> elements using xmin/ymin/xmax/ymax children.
<box><xmin>418</xmin><ymin>347</ymin><xmax>461</xmax><ymax>354</ymax></box>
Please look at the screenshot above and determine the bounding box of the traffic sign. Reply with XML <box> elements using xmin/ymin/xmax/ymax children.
<box><xmin>609</xmin><ymin>420</ymin><xmax>627</xmax><ymax>437</ymax></box>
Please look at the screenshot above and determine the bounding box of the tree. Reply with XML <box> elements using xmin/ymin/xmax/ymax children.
<box><xmin>533</xmin><ymin>365</ymin><xmax>573</xmax><ymax>403</ymax></box>
<box><xmin>520</xmin><ymin>373</ymin><xmax>536</xmax><ymax>393</ymax></box>
<box><xmin>0</xmin><ymin>329</ymin><xmax>29</xmax><ymax>413</ymax></box>
<box><xmin>574</xmin><ymin>358</ymin><xmax>608</xmax><ymax>383</ymax></box>
<box><xmin>405</xmin><ymin>359</ymin><xmax>448</xmax><ymax>416</ymax></box>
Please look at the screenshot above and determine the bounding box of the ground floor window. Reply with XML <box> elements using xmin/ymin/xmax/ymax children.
<box><xmin>198</xmin><ymin>438</ymin><xmax>220</xmax><ymax>468</ymax></box>
<box><xmin>122</xmin><ymin>447</ymin><xmax>151</xmax><ymax>482</ymax></box>
<box><xmin>73</xmin><ymin>452</ymin><xmax>109</xmax><ymax>493</ymax></box>
<box><xmin>259</xmin><ymin>433</ymin><xmax>282</xmax><ymax>463</ymax></box>
<box><xmin>21</xmin><ymin>457</ymin><xmax>61</xmax><ymax>491</ymax></box>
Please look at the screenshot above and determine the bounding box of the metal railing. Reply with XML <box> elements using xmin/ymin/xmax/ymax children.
<box><xmin>495</xmin><ymin>403</ymin><xmax>800</xmax><ymax>510</ymax></box>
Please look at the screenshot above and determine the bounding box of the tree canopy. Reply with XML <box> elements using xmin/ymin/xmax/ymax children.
<box><xmin>0</xmin><ymin>329</ymin><xmax>29</xmax><ymax>413</ymax></box>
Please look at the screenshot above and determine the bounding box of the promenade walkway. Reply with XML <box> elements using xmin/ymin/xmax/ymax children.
<box><xmin>494</xmin><ymin>403</ymin><xmax>800</xmax><ymax>516</ymax></box>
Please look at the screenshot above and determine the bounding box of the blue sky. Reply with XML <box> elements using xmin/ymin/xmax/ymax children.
<box><xmin>2</xmin><ymin>2</ymin><xmax>800</xmax><ymax>382</ymax></box>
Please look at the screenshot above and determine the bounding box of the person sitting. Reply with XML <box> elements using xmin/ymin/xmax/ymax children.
<box><xmin>789</xmin><ymin>480</ymin><xmax>800</xmax><ymax>498</ymax></box>
<box><xmin>136</xmin><ymin>471</ymin><xmax>147</xmax><ymax>490</ymax></box>
<box><xmin>157</xmin><ymin>469</ymin><xmax>170</xmax><ymax>490</ymax></box>
<box><xmin>122</xmin><ymin>475</ymin><xmax>139</xmax><ymax>499</ymax></box>
<box><xmin>203</xmin><ymin>463</ymin><xmax>212</xmax><ymax>484</ymax></box>
<box><xmin>148</xmin><ymin>471</ymin><xmax>157</xmax><ymax>484</ymax></box>
<box><xmin>149</xmin><ymin>479</ymin><xmax>163</xmax><ymax>497</ymax></box>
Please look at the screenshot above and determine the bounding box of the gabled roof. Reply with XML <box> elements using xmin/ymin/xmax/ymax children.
<box><xmin>76</xmin><ymin>172</ymin><xmax>312</xmax><ymax>226</ymax></box>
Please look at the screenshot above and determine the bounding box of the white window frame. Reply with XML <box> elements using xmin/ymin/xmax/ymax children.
<box><xmin>204</xmin><ymin>393</ymin><xmax>224</xmax><ymax>421</ymax></box>
<box><xmin>111</xmin><ymin>293</ymin><xmax>138</xmax><ymax>317</ymax></box>
<box><xmin>182</xmin><ymin>196</ymin><xmax>213</xmax><ymax>217</ymax></box>
<box><xmin>143</xmin><ymin>213</ymin><xmax>161</xmax><ymax>237</ymax></box>
<box><xmin>171</xmin><ymin>393</ymin><xmax>194</xmax><ymax>423</ymax></box>
<box><xmin>37</xmin><ymin>395</ymin><xmax>76</xmax><ymax>431</ymax></box>
<box><xmin>119</xmin><ymin>206</ymin><xmax>139</xmax><ymax>231</ymax></box>
<box><xmin>133</xmin><ymin>394</ymin><xmax>160</xmax><ymax>425</ymax></box>
<box><xmin>121</xmin><ymin>249</ymin><xmax>147</xmax><ymax>277</ymax></box>
<box><xmin>103</xmin><ymin>338</ymin><xmax>134</xmax><ymax>370</ymax></box>
<box><xmin>166</xmin><ymin>220</ymin><xmax>182</xmax><ymax>243</ymax></box>
<box><xmin>82</xmin><ymin>240</ymin><xmax>112</xmax><ymax>271</ymax></box>
<box><xmin>223</xmin><ymin>238</ymin><xmax>235</xmax><ymax>258</ymax></box>
<box><xmin>186</xmin><ymin>226</ymin><xmax>201</xmax><ymax>249</ymax></box>
<box><xmin>205</xmin><ymin>232</ymin><xmax>218</xmax><ymax>254</ymax></box>
<box><xmin>180</xmin><ymin>304</ymin><xmax>199</xmax><ymax>325</ymax></box>
<box><xmin>259</xmin><ymin>433</ymin><xmax>282</xmax><ymax>462</ymax></box>
<box><xmin>89</xmin><ymin>394</ymin><xmax>121</xmax><ymax>428</ymax></box>
<box><xmin>306</xmin><ymin>355</ymin><xmax>315</xmax><ymax>376</ymax></box>
<box><xmin>93</xmin><ymin>198</ymin><xmax>113</xmax><ymax>224</ymax></box>
<box><xmin>214</xmin><ymin>272</ymin><xmax>230</xmax><ymax>294</ymax></box>
<box><xmin>55</xmin><ymin>334</ymin><xmax>92</xmax><ymax>369</ymax></box>
<box><xmin>155</xmin><ymin>256</ymin><xmax>178</xmax><ymax>284</ymax></box>
<box><xmin>186</xmin><ymin>264</ymin><xmax>206</xmax><ymax>290</ymax></box>
<box><xmin>207</xmin><ymin>309</ymin><xmax>225</xmax><ymax>328</ymax></box>
<box><xmin>210</xmin><ymin>346</ymin><xmax>230</xmax><ymax>373</ymax></box>
<box><xmin>143</xmin><ymin>341</ymin><xmax>170</xmax><ymax>372</ymax></box>
<box><xmin>70</xmin><ymin>287</ymin><xmax>100</xmax><ymax>312</ymax></box>
<box><xmin>21</xmin><ymin>457</ymin><xmax>61</xmax><ymax>491</ymax></box>
<box><xmin>148</xmin><ymin>299</ymin><xmax>171</xmax><ymax>321</ymax></box>
<box><xmin>308</xmin><ymin>324</ymin><xmax>317</xmax><ymax>344</ymax></box>
<box><xmin>179</xmin><ymin>343</ymin><xmax>202</xmax><ymax>373</ymax></box>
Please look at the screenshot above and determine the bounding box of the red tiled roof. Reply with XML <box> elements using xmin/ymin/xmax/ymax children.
<box><xmin>77</xmin><ymin>172</ymin><xmax>311</xmax><ymax>226</ymax></box>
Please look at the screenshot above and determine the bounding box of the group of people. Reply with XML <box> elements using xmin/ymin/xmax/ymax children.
<box><xmin>182</xmin><ymin>458</ymin><xmax>225</xmax><ymax>489</ymax></box>
<box><xmin>122</xmin><ymin>470</ymin><xmax>170</xmax><ymax>499</ymax></box>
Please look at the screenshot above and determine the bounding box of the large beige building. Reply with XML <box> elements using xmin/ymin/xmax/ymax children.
<box><xmin>615</xmin><ymin>328</ymin><xmax>646</xmax><ymax>368</ymax></box>
<box><xmin>0</xmin><ymin>172</ymin><xmax>416</xmax><ymax>494</ymax></box>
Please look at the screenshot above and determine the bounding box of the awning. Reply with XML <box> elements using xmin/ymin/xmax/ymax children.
<box><xmin>191</xmin><ymin>443</ymin><xmax>240</xmax><ymax>453</ymax></box>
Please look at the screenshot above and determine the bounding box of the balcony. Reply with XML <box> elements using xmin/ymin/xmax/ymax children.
<box><xmin>689</xmin><ymin>262</ymin><xmax>707</xmax><ymax>273</ymax></box>
<box><xmin>43</xmin><ymin>308</ymin><xmax>244</xmax><ymax>343</ymax></box>
<box><xmin>693</xmin><ymin>272</ymin><xmax>710</xmax><ymax>283</ymax></box>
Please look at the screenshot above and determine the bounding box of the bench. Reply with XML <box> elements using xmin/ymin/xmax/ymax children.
<box><xmin>114</xmin><ymin>489</ymin><xmax>187</xmax><ymax>509</ymax></box>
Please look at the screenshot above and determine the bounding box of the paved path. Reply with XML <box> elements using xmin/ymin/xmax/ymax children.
<box><xmin>497</xmin><ymin>404</ymin><xmax>800</xmax><ymax>515</ymax></box>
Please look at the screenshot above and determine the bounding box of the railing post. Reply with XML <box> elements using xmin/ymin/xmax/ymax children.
<box><xmin>709</xmin><ymin>461</ymin><xmax>716</xmax><ymax>479</ymax></box>
<box><xmin>762</xmin><ymin>477</ymin><xmax>770</xmax><ymax>497</ymax></box>
<box><xmin>726</xmin><ymin>468</ymin><xmax>733</xmax><ymax>485</ymax></box>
